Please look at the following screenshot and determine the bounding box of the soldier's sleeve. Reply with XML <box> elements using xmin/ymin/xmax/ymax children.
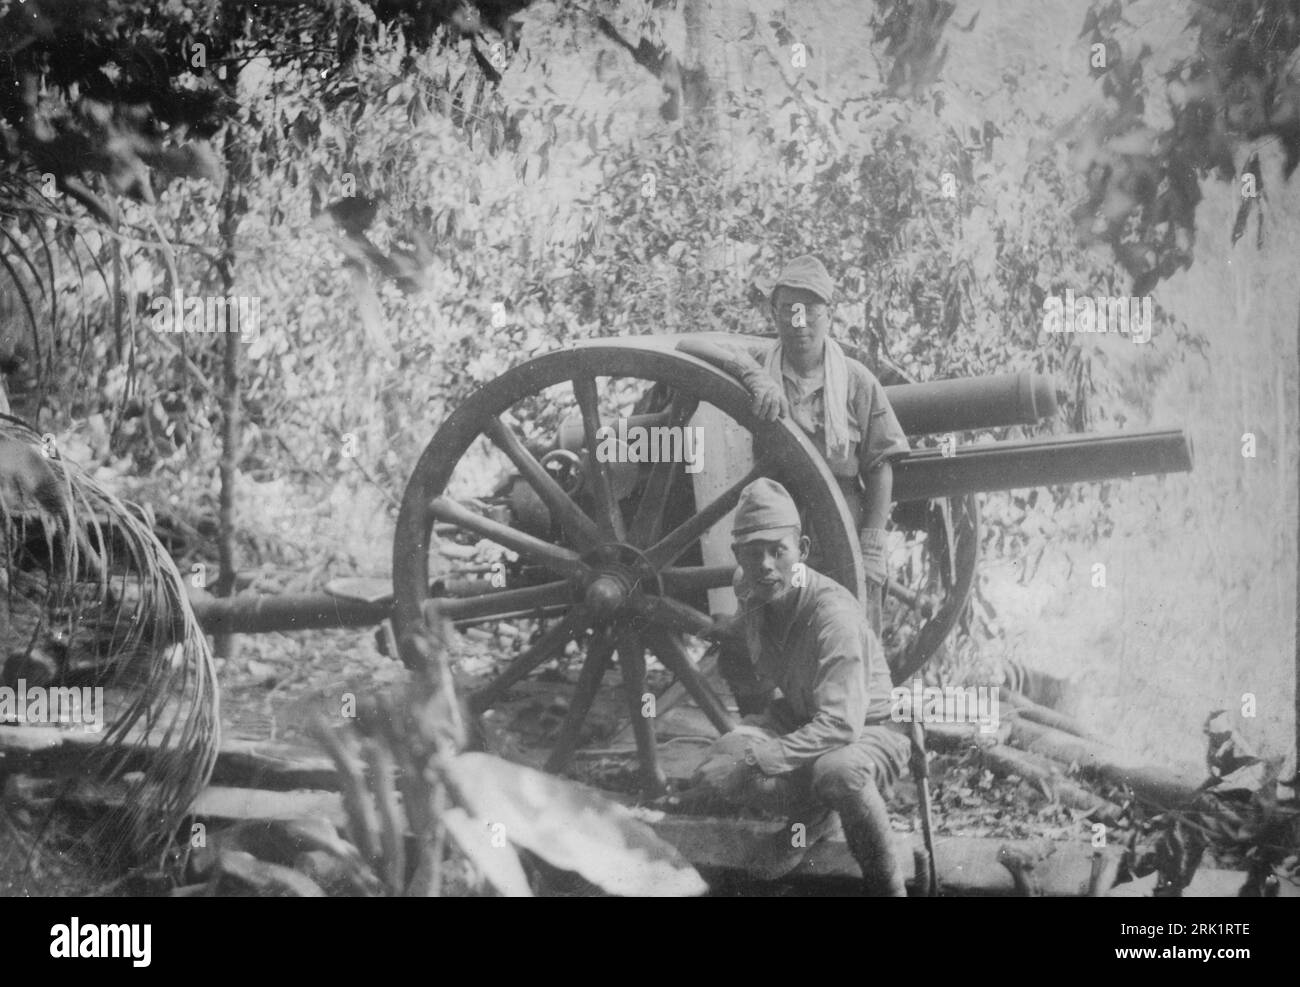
<box><xmin>766</xmin><ymin>617</ymin><xmax>868</xmax><ymax>773</ymax></box>
<box><xmin>857</xmin><ymin>370</ymin><xmax>910</xmax><ymax>474</ymax></box>
<box><xmin>736</xmin><ymin>337</ymin><xmax>771</xmax><ymax>362</ymax></box>
<box><xmin>676</xmin><ymin>335</ymin><xmax>770</xmax><ymax>378</ymax></box>
<box><xmin>716</xmin><ymin>571</ymin><xmax>777</xmax><ymax>711</ymax></box>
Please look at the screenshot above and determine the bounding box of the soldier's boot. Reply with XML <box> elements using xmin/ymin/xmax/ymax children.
<box><xmin>838</xmin><ymin>783</ymin><xmax>907</xmax><ymax>897</ymax></box>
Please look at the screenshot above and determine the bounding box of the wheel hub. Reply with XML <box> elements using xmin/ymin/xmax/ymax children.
<box><xmin>576</xmin><ymin>542</ymin><xmax>661</xmax><ymax>622</ymax></box>
<box><xmin>583</xmin><ymin>572</ymin><xmax>629</xmax><ymax>616</ymax></box>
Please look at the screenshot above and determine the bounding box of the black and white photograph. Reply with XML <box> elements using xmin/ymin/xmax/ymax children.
<box><xmin>0</xmin><ymin>0</ymin><xmax>1296</xmax><ymax>940</ymax></box>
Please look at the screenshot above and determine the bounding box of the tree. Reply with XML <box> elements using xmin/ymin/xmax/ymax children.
<box><xmin>0</xmin><ymin>0</ymin><xmax>533</xmax><ymax>858</ymax></box>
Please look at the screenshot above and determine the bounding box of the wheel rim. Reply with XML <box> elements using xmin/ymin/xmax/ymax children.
<box><xmin>871</xmin><ymin>360</ymin><xmax>981</xmax><ymax>685</ymax></box>
<box><xmin>884</xmin><ymin>495</ymin><xmax>980</xmax><ymax>685</ymax></box>
<box><xmin>391</xmin><ymin>344</ymin><xmax>862</xmax><ymax>792</ymax></box>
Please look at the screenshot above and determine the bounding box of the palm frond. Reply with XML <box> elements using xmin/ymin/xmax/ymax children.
<box><xmin>0</xmin><ymin>414</ymin><xmax>219</xmax><ymax>861</ymax></box>
<box><xmin>0</xmin><ymin>247</ymin><xmax>41</xmax><ymax>362</ymax></box>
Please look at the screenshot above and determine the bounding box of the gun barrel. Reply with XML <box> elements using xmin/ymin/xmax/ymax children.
<box><xmin>885</xmin><ymin>372</ymin><xmax>1058</xmax><ymax>436</ymax></box>
<box><xmin>892</xmin><ymin>428</ymin><xmax>1193</xmax><ymax>502</ymax></box>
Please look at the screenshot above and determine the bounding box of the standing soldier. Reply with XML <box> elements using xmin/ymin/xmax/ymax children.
<box><xmin>677</xmin><ymin>254</ymin><xmax>909</xmax><ymax>634</ymax></box>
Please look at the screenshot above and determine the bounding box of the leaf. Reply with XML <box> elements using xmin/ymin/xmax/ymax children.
<box><xmin>0</xmin><ymin>434</ymin><xmax>63</xmax><ymax>514</ymax></box>
<box><xmin>443</xmin><ymin>753</ymin><xmax>707</xmax><ymax>897</ymax></box>
<box><xmin>440</xmin><ymin>807</ymin><xmax>534</xmax><ymax>897</ymax></box>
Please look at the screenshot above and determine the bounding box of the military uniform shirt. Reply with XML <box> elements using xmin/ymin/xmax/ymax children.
<box><xmin>736</xmin><ymin>338</ymin><xmax>910</xmax><ymax>478</ymax></box>
<box><xmin>736</xmin><ymin>567</ymin><xmax>896</xmax><ymax>774</ymax></box>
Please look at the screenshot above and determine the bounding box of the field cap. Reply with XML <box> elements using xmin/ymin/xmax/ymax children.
<box><xmin>772</xmin><ymin>255</ymin><xmax>833</xmax><ymax>305</ymax></box>
<box><xmin>732</xmin><ymin>478</ymin><xmax>801</xmax><ymax>544</ymax></box>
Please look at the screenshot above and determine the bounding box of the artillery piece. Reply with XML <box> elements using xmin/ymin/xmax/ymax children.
<box><xmin>190</xmin><ymin>334</ymin><xmax>1192</xmax><ymax>795</ymax></box>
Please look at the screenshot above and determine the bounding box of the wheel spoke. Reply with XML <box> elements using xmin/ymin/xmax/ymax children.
<box><xmin>434</xmin><ymin>581</ymin><xmax>572</xmax><ymax>623</ymax></box>
<box><xmin>614</xmin><ymin>626</ymin><xmax>667</xmax><ymax>796</ymax></box>
<box><xmin>471</xmin><ymin>607</ymin><xmax>590</xmax><ymax>713</ymax></box>
<box><xmin>643</xmin><ymin>463</ymin><xmax>764</xmax><ymax>568</ymax></box>
<box><xmin>627</xmin><ymin>391</ymin><xmax>699</xmax><ymax>547</ymax></box>
<box><xmin>661</xmin><ymin>564</ymin><xmax>736</xmax><ymax>596</ymax></box>
<box><xmin>633</xmin><ymin>593</ymin><xmax>717</xmax><ymax>639</ymax></box>
<box><xmin>484</xmin><ymin>416</ymin><xmax>603</xmax><ymax>551</ymax></box>
<box><xmin>572</xmin><ymin>374</ymin><xmax>626</xmax><ymax>540</ymax></box>
<box><xmin>648</xmin><ymin>629</ymin><xmax>735</xmax><ymax>735</ymax></box>
<box><xmin>427</xmin><ymin>496</ymin><xmax>585</xmax><ymax>576</ymax></box>
<box><xmin>544</xmin><ymin>628</ymin><xmax>614</xmax><ymax>774</ymax></box>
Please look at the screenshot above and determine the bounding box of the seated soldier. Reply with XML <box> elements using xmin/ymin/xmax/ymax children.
<box><xmin>694</xmin><ymin>477</ymin><xmax>911</xmax><ymax>896</ymax></box>
<box><xmin>677</xmin><ymin>254</ymin><xmax>910</xmax><ymax>634</ymax></box>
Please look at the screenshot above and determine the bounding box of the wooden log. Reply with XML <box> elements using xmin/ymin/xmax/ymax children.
<box><xmin>188</xmin><ymin>581</ymin><xmax>561</xmax><ymax>635</ymax></box>
<box><xmin>188</xmin><ymin>588</ymin><xmax>390</xmax><ymax>634</ymax></box>
<box><xmin>1005</xmin><ymin>717</ymin><xmax>1205</xmax><ymax>812</ymax></box>
<box><xmin>24</xmin><ymin>776</ymin><xmax>355</xmax><ymax>828</ymax></box>
<box><xmin>0</xmin><ymin>726</ymin><xmax>338</xmax><ymax>792</ymax></box>
<box><xmin>978</xmin><ymin>743</ymin><xmax>1121</xmax><ymax>822</ymax></box>
<box><xmin>922</xmin><ymin>720</ymin><xmax>1008</xmax><ymax>751</ymax></box>
<box><xmin>650</xmin><ymin>815</ymin><xmax>1126</xmax><ymax>896</ymax></box>
<box><xmin>8</xmin><ymin>772</ymin><xmax>1280</xmax><ymax>896</ymax></box>
<box><xmin>999</xmin><ymin>687</ymin><xmax>1099</xmax><ymax>741</ymax></box>
<box><xmin>655</xmin><ymin>818</ymin><xmax>1298</xmax><ymax>897</ymax></box>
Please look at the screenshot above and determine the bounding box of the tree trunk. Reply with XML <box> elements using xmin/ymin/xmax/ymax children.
<box><xmin>213</xmin><ymin>103</ymin><xmax>244</xmax><ymax>660</ymax></box>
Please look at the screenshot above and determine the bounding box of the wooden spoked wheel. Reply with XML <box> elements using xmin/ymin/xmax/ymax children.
<box><xmin>867</xmin><ymin>361</ymin><xmax>981</xmax><ymax>686</ymax></box>
<box><xmin>882</xmin><ymin>494</ymin><xmax>980</xmax><ymax>686</ymax></box>
<box><xmin>390</xmin><ymin>342</ymin><xmax>863</xmax><ymax>795</ymax></box>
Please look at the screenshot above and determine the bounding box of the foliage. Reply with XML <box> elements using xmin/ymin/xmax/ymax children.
<box><xmin>0</xmin><ymin>415</ymin><xmax>218</xmax><ymax>860</ymax></box>
<box><xmin>4</xmin><ymin>0</ymin><xmax>1173</xmax><ymax>551</ymax></box>
<box><xmin>0</xmin><ymin>0</ymin><xmax>531</xmax><ymax>421</ymax></box>
<box><xmin>445</xmin><ymin>752</ymin><xmax>708</xmax><ymax>896</ymax></box>
<box><xmin>1065</xmin><ymin>0</ymin><xmax>1300</xmax><ymax>294</ymax></box>
<box><xmin>306</xmin><ymin>611</ymin><xmax>706</xmax><ymax>897</ymax></box>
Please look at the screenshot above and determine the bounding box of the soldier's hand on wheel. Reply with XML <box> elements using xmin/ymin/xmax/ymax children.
<box><xmin>739</xmin><ymin>371</ymin><xmax>788</xmax><ymax>422</ymax></box>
